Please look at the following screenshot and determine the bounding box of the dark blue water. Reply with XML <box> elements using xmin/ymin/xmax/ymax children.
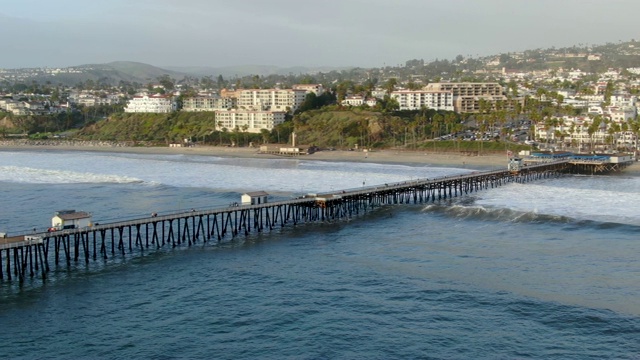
<box><xmin>1</xmin><ymin>151</ymin><xmax>639</xmax><ymax>359</ymax></box>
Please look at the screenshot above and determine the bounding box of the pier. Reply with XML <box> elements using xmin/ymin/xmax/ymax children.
<box><xmin>0</xmin><ymin>155</ymin><xmax>629</xmax><ymax>283</ymax></box>
<box><xmin>0</xmin><ymin>160</ymin><xmax>569</xmax><ymax>283</ymax></box>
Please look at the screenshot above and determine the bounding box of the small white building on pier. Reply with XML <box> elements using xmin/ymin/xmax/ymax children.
<box><xmin>51</xmin><ymin>210</ymin><xmax>92</xmax><ymax>230</ymax></box>
<box><xmin>241</xmin><ymin>191</ymin><xmax>269</xmax><ymax>205</ymax></box>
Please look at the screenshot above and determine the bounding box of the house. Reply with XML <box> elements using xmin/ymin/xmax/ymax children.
<box><xmin>341</xmin><ymin>95</ymin><xmax>365</xmax><ymax>106</ymax></box>
<box><xmin>292</xmin><ymin>84</ymin><xmax>325</xmax><ymax>96</ymax></box>
<box><xmin>241</xmin><ymin>191</ymin><xmax>269</xmax><ymax>205</ymax></box>
<box><xmin>51</xmin><ymin>210</ymin><xmax>92</xmax><ymax>230</ymax></box>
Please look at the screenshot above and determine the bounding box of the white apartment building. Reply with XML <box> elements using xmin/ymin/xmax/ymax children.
<box><xmin>124</xmin><ymin>95</ymin><xmax>176</xmax><ymax>113</ymax></box>
<box><xmin>424</xmin><ymin>82</ymin><xmax>504</xmax><ymax>97</ymax></box>
<box><xmin>390</xmin><ymin>90</ymin><xmax>454</xmax><ymax>111</ymax></box>
<box><xmin>234</xmin><ymin>89</ymin><xmax>307</xmax><ymax>112</ymax></box>
<box><xmin>617</xmin><ymin>131</ymin><xmax>637</xmax><ymax>149</ymax></box>
<box><xmin>610</xmin><ymin>95</ymin><xmax>637</xmax><ymax>108</ymax></box>
<box><xmin>214</xmin><ymin>110</ymin><xmax>286</xmax><ymax>133</ymax></box>
<box><xmin>606</xmin><ymin>106</ymin><xmax>637</xmax><ymax>122</ymax></box>
<box><xmin>182</xmin><ymin>96</ymin><xmax>235</xmax><ymax>111</ymax></box>
<box><xmin>292</xmin><ymin>84</ymin><xmax>325</xmax><ymax>96</ymax></box>
<box><xmin>422</xmin><ymin>83</ymin><xmax>511</xmax><ymax>113</ymax></box>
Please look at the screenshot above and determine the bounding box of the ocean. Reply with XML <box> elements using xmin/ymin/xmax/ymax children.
<box><xmin>0</xmin><ymin>149</ymin><xmax>639</xmax><ymax>359</ymax></box>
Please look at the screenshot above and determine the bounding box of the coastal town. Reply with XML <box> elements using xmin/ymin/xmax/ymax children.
<box><xmin>2</xmin><ymin>40</ymin><xmax>640</xmax><ymax>154</ymax></box>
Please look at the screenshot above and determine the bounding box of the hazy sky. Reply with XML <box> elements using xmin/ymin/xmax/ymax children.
<box><xmin>1</xmin><ymin>0</ymin><xmax>639</xmax><ymax>69</ymax></box>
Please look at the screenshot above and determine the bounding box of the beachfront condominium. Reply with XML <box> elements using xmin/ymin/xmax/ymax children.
<box><xmin>390</xmin><ymin>90</ymin><xmax>454</xmax><ymax>111</ymax></box>
<box><xmin>229</xmin><ymin>89</ymin><xmax>307</xmax><ymax>112</ymax></box>
<box><xmin>214</xmin><ymin>110</ymin><xmax>287</xmax><ymax>133</ymax></box>
<box><xmin>124</xmin><ymin>95</ymin><xmax>177</xmax><ymax>113</ymax></box>
<box><xmin>182</xmin><ymin>96</ymin><xmax>236</xmax><ymax>111</ymax></box>
<box><xmin>423</xmin><ymin>82</ymin><xmax>513</xmax><ymax>113</ymax></box>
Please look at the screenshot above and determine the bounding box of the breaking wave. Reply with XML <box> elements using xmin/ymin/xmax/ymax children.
<box><xmin>420</xmin><ymin>203</ymin><xmax>640</xmax><ymax>231</ymax></box>
<box><xmin>0</xmin><ymin>166</ymin><xmax>143</xmax><ymax>184</ymax></box>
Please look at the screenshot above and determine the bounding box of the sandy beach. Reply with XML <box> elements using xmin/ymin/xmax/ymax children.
<box><xmin>0</xmin><ymin>141</ymin><xmax>510</xmax><ymax>169</ymax></box>
<box><xmin>2</xmin><ymin>141</ymin><xmax>639</xmax><ymax>172</ymax></box>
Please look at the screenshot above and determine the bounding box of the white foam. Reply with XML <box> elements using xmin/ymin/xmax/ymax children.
<box><xmin>12</xmin><ymin>150</ymin><xmax>636</xmax><ymax>224</ymax></box>
<box><xmin>0</xmin><ymin>151</ymin><xmax>468</xmax><ymax>192</ymax></box>
<box><xmin>0</xmin><ymin>166</ymin><xmax>143</xmax><ymax>184</ymax></box>
<box><xmin>477</xmin><ymin>177</ymin><xmax>640</xmax><ymax>225</ymax></box>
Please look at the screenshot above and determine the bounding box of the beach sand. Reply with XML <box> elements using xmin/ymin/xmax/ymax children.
<box><xmin>2</xmin><ymin>143</ymin><xmax>639</xmax><ymax>172</ymax></box>
<box><xmin>0</xmin><ymin>143</ymin><xmax>509</xmax><ymax>169</ymax></box>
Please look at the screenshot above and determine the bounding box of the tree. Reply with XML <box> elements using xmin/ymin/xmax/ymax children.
<box><xmin>335</xmin><ymin>80</ymin><xmax>354</xmax><ymax>104</ymax></box>
<box><xmin>50</xmin><ymin>87</ymin><xmax>61</xmax><ymax>103</ymax></box>
<box><xmin>217</xmin><ymin>75</ymin><xmax>225</xmax><ymax>89</ymax></box>
<box><xmin>241</xmin><ymin>124</ymin><xmax>249</xmax><ymax>146</ymax></box>
<box><xmin>260</xmin><ymin>129</ymin><xmax>271</xmax><ymax>144</ymax></box>
<box><xmin>200</xmin><ymin>76</ymin><xmax>214</xmax><ymax>89</ymax></box>
<box><xmin>384</xmin><ymin>78</ymin><xmax>397</xmax><ymax>95</ymax></box>
<box><xmin>296</xmin><ymin>93</ymin><xmax>319</xmax><ymax>114</ymax></box>
<box><xmin>406</xmin><ymin>81</ymin><xmax>422</xmax><ymax>90</ymax></box>
<box><xmin>376</xmin><ymin>95</ymin><xmax>399</xmax><ymax>113</ymax></box>
<box><xmin>157</xmin><ymin>75</ymin><xmax>175</xmax><ymax>91</ymax></box>
<box><xmin>587</xmin><ymin>115</ymin><xmax>603</xmax><ymax>151</ymax></box>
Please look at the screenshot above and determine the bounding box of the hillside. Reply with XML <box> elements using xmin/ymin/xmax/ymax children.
<box><xmin>33</xmin><ymin>61</ymin><xmax>186</xmax><ymax>86</ymax></box>
<box><xmin>69</xmin><ymin>107</ymin><xmax>528</xmax><ymax>154</ymax></box>
<box><xmin>76</xmin><ymin>112</ymin><xmax>217</xmax><ymax>143</ymax></box>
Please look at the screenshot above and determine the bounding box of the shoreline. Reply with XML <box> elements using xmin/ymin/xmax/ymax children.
<box><xmin>3</xmin><ymin>141</ymin><xmax>640</xmax><ymax>172</ymax></box>
<box><xmin>0</xmin><ymin>141</ymin><xmax>510</xmax><ymax>169</ymax></box>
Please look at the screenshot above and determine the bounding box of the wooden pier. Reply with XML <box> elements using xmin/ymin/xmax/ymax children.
<box><xmin>0</xmin><ymin>159</ymin><xmax>576</xmax><ymax>283</ymax></box>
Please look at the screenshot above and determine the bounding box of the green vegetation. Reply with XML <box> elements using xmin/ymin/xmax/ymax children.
<box><xmin>293</xmin><ymin>106</ymin><xmax>456</xmax><ymax>149</ymax></box>
<box><xmin>76</xmin><ymin>112</ymin><xmax>268</xmax><ymax>147</ymax></box>
<box><xmin>77</xmin><ymin>112</ymin><xmax>215</xmax><ymax>143</ymax></box>
<box><xmin>1</xmin><ymin>111</ymin><xmax>84</xmax><ymax>135</ymax></box>
<box><xmin>62</xmin><ymin>105</ymin><xmax>531</xmax><ymax>155</ymax></box>
<box><xmin>290</xmin><ymin>106</ymin><xmax>530</xmax><ymax>153</ymax></box>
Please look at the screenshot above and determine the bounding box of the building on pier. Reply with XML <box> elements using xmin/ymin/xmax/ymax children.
<box><xmin>51</xmin><ymin>210</ymin><xmax>92</xmax><ymax>230</ymax></box>
<box><xmin>508</xmin><ymin>157</ymin><xmax>523</xmax><ymax>172</ymax></box>
<box><xmin>241</xmin><ymin>191</ymin><xmax>269</xmax><ymax>205</ymax></box>
<box><xmin>520</xmin><ymin>151</ymin><xmax>635</xmax><ymax>174</ymax></box>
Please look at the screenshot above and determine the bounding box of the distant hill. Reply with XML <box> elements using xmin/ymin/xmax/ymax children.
<box><xmin>103</xmin><ymin>61</ymin><xmax>186</xmax><ymax>80</ymax></box>
<box><xmin>25</xmin><ymin>61</ymin><xmax>349</xmax><ymax>85</ymax></box>
<box><xmin>163</xmin><ymin>64</ymin><xmax>351</xmax><ymax>77</ymax></box>
<box><xmin>9</xmin><ymin>37</ymin><xmax>640</xmax><ymax>87</ymax></box>
<box><xmin>33</xmin><ymin>61</ymin><xmax>187</xmax><ymax>85</ymax></box>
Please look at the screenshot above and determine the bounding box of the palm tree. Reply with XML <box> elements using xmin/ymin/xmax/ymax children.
<box><xmin>260</xmin><ymin>129</ymin><xmax>270</xmax><ymax>144</ymax></box>
<box><xmin>241</xmin><ymin>124</ymin><xmax>249</xmax><ymax>146</ymax></box>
